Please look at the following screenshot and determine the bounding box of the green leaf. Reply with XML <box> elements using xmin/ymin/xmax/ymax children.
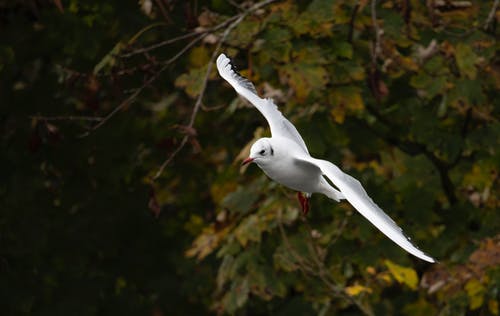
<box><xmin>403</xmin><ymin>298</ymin><xmax>437</xmax><ymax>316</ymax></box>
<box><xmin>234</xmin><ymin>214</ymin><xmax>262</xmax><ymax>246</ymax></box>
<box><xmin>280</xmin><ymin>47</ymin><xmax>328</xmax><ymax>100</ymax></box>
<box><xmin>221</xmin><ymin>182</ymin><xmax>261</xmax><ymax>214</ymax></box>
<box><xmin>216</xmin><ymin>255</ymin><xmax>234</xmax><ymax>290</ymax></box>
<box><xmin>174</xmin><ymin>64</ymin><xmax>209</xmax><ymax>98</ymax></box>
<box><xmin>273</xmin><ymin>243</ymin><xmax>299</xmax><ymax>272</ymax></box>
<box><xmin>247</xmin><ymin>263</ymin><xmax>287</xmax><ymax>300</ymax></box>
<box><xmin>332</xmin><ymin>41</ymin><xmax>353</xmax><ymax>59</ymax></box>
<box><xmin>257</xmin><ymin>26</ymin><xmax>292</xmax><ymax>62</ymax></box>
<box><xmin>410</xmin><ymin>73</ymin><xmax>447</xmax><ymax>99</ymax></box>
<box><xmin>330</xmin><ymin>60</ymin><xmax>365</xmax><ymax>84</ymax></box>
<box><xmin>226</xmin><ymin>19</ymin><xmax>261</xmax><ymax>48</ymax></box>
<box><xmin>291</xmin><ymin>0</ymin><xmax>335</xmax><ymax>37</ymax></box>
<box><xmin>449</xmin><ymin>78</ymin><xmax>485</xmax><ymax>106</ymax></box>
<box><xmin>455</xmin><ymin>43</ymin><xmax>478</xmax><ymax>79</ymax></box>
<box><xmin>93</xmin><ymin>41</ymin><xmax>124</xmax><ymax>75</ymax></box>
<box><xmin>222</xmin><ymin>277</ymin><xmax>249</xmax><ymax>313</ymax></box>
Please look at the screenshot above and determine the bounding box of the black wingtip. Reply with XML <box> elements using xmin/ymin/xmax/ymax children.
<box><xmin>218</xmin><ymin>53</ymin><xmax>258</xmax><ymax>95</ymax></box>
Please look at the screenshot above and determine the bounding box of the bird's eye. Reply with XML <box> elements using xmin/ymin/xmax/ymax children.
<box><xmin>259</xmin><ymin>149</ymin><xmax>265</xmax><ymax>155</ymax></box>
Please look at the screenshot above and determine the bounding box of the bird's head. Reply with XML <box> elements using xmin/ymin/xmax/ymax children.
<box><xmin>242</xmin><ymin>138</ymin><xmax>274</xmax><ymax>166</ymax></box>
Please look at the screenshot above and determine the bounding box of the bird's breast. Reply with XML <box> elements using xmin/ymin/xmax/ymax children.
<box><xmin>258</xmin><ymin>158</ymin><xmax>322</xmax><ymax>193</ymax></box>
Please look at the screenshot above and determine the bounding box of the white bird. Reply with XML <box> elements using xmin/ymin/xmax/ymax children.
<box><xmin>216</xmin><ymin>53</ymin><xmax>435</xmax><ymax>263</ymax></box>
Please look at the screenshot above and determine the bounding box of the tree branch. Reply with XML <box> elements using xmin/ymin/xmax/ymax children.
<box><xmin>277</xmin><ymin>210</ymin><xmax>319</xmax><ymax>276</ymax></box>
<box><xmin>301</xmin><ymin>217</ymin><xmax>374</xmax><ymax>316</ymax></box>
<box><xmin>152</xmin><ymin>0</ymin><xmax>278</xmax><ymax>180</ymax></box>
<box><xmin>370</xmin><ymin>0</ymin><xmax>382</xmax><ymax>64</ymax></box>
<box><xmin>120</xmin><ymin>32</ymin><xmax>201</xmax><ymax>58</ymax></box>
<box><xmin>30</xmin><ymin>116</ymin><xmax>103</xmax><ymax>122</ymax></box>
<box><xmin>80</xmin><ymin>33</ymin><xmax>207</xmax><ymax>138</ymax></box>
<box><xmin>153</xmin><ymin>0</ymin><xmax>173</xmax><ymax>24</ymax></box>
<box><xmin>484</xmin><ymin>0</ymin><xmax>499</xmax><ymax>30</ymax></box>
<box><xmin>356</xmin><ymin>115</ymin><xmax>458</xmax><ymax>205</ymax></box>
<box><xmin>347</xmin><ymin>1</ymin><xmax>360</xmax><ymax>43</ymax></box>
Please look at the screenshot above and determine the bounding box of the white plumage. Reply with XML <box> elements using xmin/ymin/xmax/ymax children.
<box><xmin>216</xmin><ymin>53</ymin><xmax>435</xmax><ymax>263</ymax></box>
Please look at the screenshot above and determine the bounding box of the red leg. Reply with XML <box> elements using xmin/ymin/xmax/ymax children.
<box><xmin>297</xmin><ymin>192</ymin><xmax>310</xmax><ymax>215</ymax></box>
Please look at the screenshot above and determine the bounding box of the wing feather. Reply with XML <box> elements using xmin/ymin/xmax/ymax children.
<box><xmin>301</xmin><ymin>157</ymin><xmax>435</xmax><ymax>263</ymax></box>
<box><xmin>217</xmin><ymin>53</ymin><xmax>309</xmax><ymax>154</ymax></box>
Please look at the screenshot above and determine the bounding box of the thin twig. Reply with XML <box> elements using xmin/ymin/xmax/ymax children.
<box><xmin>347</xmin><ymin>1</ymin><xmax>360</xmax><ymax>43</ymax></box>
<box><xmin>120</xmin><ymin>32</ymin><xmax>200</xmax><ymax>58</ymax></box>
<box><xmin>78</xmin><ymin>66</ymin><xmax>162</xmax><ymax>138</ymax></box>
<box><xmin>152</xmin><ymin>17</ymin><xmax>243</xmax><ymax>180</ymax></box>
<box><xmin>80</xmin><ymin>34</ymin><xmax>206</xmax><ymax>138</ymax></box>
<box><xmin>154</xmin><ymin>0</ymin><xmax>173</xmax><ymax>24</ymax></box>
<box><xmin>121</xmin><ymin>14</ymin><xmax>242</xmax><ymax>58</ymax></box>
<box><xmin>152</xmin><ymin>0</ymin><xmax>278</xmax><ymax>179</ymax></box>
<box><xmin>30</xmin><ymin>116</ymin><xmax>103</xmax><ymax>122</ymax></box>
<box><xmin>484</xmin><ymin>0</ymin><xmax>499</xmax><ymax>30</ymax></box>
<box><xmin>200</xmin><ymin>102</ymin><xmax>226</xmax><ymax>111</ymax></box>
<box><xmin>277</xmin><ymin>209</ymin><xmax>320</xmax><ymax>276</ymax></box>
<box><xmin>301</xmin><ymin>217</ymin><xmax>374</xmax><ymax>316</ymax></box>
<box><xmin>228</xmin><ymin>0</ymin><xmax>244</xmax><ymax>10</ymax></box>
<box><xmin>277</xmin><ymin>212</ymin><xmax>373</xmax><ymax>316</ymax></box>
<box><xmin>163</xmin><ymin>33</ymin><xmax>207</xmax><ymax>66</ymax></box>
<box><xmin>370</xmin><ymin>0</ymin><xmax>382</xmax><ymax>64</ymax></box>
<box><xmin>436</xmin><ymin>0</ymin><xmax>498</xmax><ymax>36</ymax></box>
<box><xmin>326</xmin><ymin>215</ymin><xmax>350</xmax><ymax>252</ymax></box>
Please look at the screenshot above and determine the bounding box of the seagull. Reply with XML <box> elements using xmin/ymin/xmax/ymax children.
<box><xmin>216</xmin><ymin>53</ymin><xmax>435</xmax><ymax>263</ymax></box>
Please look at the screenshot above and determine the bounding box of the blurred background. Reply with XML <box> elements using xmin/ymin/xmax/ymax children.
<box><xmin>1</xmin><ymin>0</ymin><xmax>499</xmax><ymax>315</ymax></box>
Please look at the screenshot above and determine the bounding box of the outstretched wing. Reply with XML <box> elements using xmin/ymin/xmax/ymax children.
<box><xmin>216</xmin><ymin>53</ymin><xmax>309</xmax><ymax>154</ymax></box>
<box><xmin>298</xmin><ymin>156</ymin><xmax>435</xmax><ymax>263</ymax></box>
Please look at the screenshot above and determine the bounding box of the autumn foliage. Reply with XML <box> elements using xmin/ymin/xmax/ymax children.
<box><xmin>1</xmin><ymin>0</ymin><xmax>499</xmax><ymax>315</ymax></box>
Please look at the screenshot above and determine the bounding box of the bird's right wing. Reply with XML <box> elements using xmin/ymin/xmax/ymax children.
<box><xmin>216</xmin><ymin>53</ymin><xmax>309</xmax><ymax>154</ymax></box>
<box><xmin>298</xmin><ymin>156</ymin><xmax>435</xmax><ymax>263</ymax></box>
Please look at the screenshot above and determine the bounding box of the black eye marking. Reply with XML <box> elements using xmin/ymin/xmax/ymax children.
<box><xmin>259</xmin><ymin>149</ymin><xmax>265</xmax><ymax>155</ymax></box>
<box><xmin>270</xmin><ymin>147</ymin><xmax>274</xmax><ymax>155</ymax></box>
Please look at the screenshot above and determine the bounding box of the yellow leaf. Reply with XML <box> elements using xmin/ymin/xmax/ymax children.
<box><xmin>329</xmin><ymin>87</ymin><xmax>365</xmax><ymax>124</ymax></box>
<box><xmin>489</xmin><ymin>299</ymin><xmax>499</xmax><ymax>316</ymax></box>
<box><xmin>185</xmin><ymin>225</ymin><xmax>230</xmax><ymax>260</ymax></box>
<box><xmin>115</xmin><ymin>276</ymin><xmax>127</xmax><ymax>295</ymax></box>
<box><xmin>283</xmin><ymin>64</ymin><xmax>328</xmax><ymax>101</ymax></box>
<box><xmin>463</xmin><ymin>161</ymin><xmax>495</xmax><ymax>190</ymax></box>
<box><xmin>345</xmin><ymin>284</ymin><xmax>372</xmax><ymax>296</ymax></box>
<box><xmin>465</xmin><ymin>278</ymin><xmax>485</xmax><ymax>310</ymax></box>
<box><xmin>366</xmin><ymin>266</ymin><xmax>376</xmax><ymax>275</ymax></box>
<box><xmin>384</xmin><ymin>260</ymin><xmax>419</xmax><ymax>290</ymax></box>
<box><xmin>183</xmin><ymin>214</ymin><xmax>205</xmax><ymax>235</ymax></box>
<box><xmin>280</xmin><ymin>47</ymin><xmax>328</xmax><ymax>101</ymax></box>
<box><xmin>377</xmin><ymin>271</ymin><xmax>393</xmax><ymax>284</ymax></box>
<box><xmin>330</xmin><ymin>105</ymin><xmax>345</xmax><ymax>124</ymax></box>
<box><xmin>189</xmin><ymin>46</ymin><xmax>210</xmax><ymax>68</ymax></box>
<box><xmin>234</xmin><ymin>214</ymin><xmax>262</xmax><ymax>247</ymax></box>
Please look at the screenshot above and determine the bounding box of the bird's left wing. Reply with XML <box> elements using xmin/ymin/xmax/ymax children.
<box><xmin>296</xmin><ymin>156</ymin><xmax>435</xmax><ymax>263</ymax></box>
<box><xmin>216</xmin><ymin>53</ymin><xmax>309</xmax><ymax>154</ymax></box>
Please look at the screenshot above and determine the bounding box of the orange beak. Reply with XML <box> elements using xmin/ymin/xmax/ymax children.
<box><xmin>241</xmin><ymin>157</ymin><xmax>254</xmax><ymax>166</ymax></box>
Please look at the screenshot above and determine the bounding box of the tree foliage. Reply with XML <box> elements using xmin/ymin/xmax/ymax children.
<box><xmin>1</xmin><ymin>0</ymin><xmax>499</xmax><ymax>315</ymax></box>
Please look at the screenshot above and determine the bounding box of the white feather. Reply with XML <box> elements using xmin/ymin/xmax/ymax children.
<box><xmin>217</xmin><ymin>54</ymin><xmax>309</xmax><ymax>154</ymax></box>
<box><xmin>300</xmin><ymin>157</ymin><xmax>435</xmax><ymax>263</ymax></box>
<box><xmin>217</xmin><ymin>53</ymin><xmax>435</xmax><ymax>263</ymax></box>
